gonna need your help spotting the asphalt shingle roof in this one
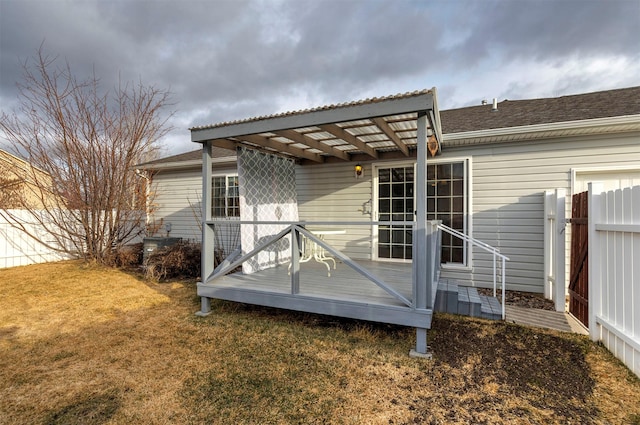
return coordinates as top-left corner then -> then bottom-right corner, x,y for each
440,86 -> 640,134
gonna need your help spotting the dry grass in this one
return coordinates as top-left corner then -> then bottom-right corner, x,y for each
1,261 -> 639,424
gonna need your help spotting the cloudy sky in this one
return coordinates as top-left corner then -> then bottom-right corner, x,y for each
1,0 -> 639,156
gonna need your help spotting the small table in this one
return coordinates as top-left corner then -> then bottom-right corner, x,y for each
290,229 -> 346,277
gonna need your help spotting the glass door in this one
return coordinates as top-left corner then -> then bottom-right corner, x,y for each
375,165 -> 414,261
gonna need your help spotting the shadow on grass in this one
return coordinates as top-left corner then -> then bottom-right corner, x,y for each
43,390 -> 121,425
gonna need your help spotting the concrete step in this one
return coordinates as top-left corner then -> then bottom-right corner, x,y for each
479,294 -> 502,320
435,281 -> 501,321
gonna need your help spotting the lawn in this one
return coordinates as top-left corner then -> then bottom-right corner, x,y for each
1,261 -> 638,424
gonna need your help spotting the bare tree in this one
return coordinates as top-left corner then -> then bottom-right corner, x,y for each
0,46 -> 173,265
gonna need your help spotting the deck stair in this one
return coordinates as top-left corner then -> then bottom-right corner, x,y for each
435,279 -> 502,320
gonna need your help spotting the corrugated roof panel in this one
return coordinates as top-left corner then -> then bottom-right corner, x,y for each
190,89 -> 433,131
348,125 -> 381,136
320,139 -> 348,147
358,134 -> 388,143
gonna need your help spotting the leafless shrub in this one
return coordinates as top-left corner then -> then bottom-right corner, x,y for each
144,241 -> 201,282
0,44 -> 173,265
114,243 -> 143,269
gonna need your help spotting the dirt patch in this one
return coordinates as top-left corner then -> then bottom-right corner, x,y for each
428,314 -> 596,422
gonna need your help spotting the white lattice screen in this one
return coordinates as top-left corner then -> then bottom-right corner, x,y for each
237,147 -> 299,274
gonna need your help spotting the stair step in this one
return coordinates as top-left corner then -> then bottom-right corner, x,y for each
479,295 -> 502,320
435,281 -> 501,320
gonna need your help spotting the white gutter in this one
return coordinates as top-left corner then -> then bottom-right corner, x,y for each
443,114 -> 640,146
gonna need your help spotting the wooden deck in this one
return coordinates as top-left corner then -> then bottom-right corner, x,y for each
197,259 -> 434,328
506,306 -> 588,334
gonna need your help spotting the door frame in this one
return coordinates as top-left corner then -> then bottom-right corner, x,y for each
371,157 -> 473,268
371,160 -> 416,263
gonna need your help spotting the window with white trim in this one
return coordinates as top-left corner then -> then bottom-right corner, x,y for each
212,175 -> 239,218
426,160 -> 468,265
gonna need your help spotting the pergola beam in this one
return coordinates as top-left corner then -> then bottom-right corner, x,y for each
275,129 -> 351,161
318,124 -> 379,159
372,117 -> 410,156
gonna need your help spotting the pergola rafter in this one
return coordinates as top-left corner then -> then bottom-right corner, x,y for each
274,129 -> 351,161
372,117 -> 410,156
318,123 -> 379,159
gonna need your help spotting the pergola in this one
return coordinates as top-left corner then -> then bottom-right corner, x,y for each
191,89 -> 443,355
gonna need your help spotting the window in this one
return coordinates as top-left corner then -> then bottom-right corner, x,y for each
426,161 -> 467,265
212,175 -> 239,218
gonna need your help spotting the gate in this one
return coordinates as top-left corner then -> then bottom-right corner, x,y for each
569,191 -> 589,327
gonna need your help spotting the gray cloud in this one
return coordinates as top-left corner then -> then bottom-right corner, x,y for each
1,0 -> 638,155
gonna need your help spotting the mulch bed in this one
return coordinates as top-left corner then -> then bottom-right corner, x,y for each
477,288 -> 556,311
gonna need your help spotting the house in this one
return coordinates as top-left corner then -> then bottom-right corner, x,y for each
139,85 -> 640,294
0,149 -> 70,267
0,149 -> 53,209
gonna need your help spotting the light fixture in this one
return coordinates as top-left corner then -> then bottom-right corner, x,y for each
354,163 -> 363,179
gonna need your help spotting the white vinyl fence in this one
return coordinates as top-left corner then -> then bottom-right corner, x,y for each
544,188 -> 567,311
588,183 -> 640,378
0,210 -> 71,268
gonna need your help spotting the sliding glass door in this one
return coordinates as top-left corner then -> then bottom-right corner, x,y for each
375,165 -> 414,261
374,160 -> 468,265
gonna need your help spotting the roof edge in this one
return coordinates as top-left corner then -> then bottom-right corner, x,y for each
137,156 -> 236,171
443,114 -> 640,145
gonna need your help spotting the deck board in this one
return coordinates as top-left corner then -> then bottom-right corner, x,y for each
198,259 -> 433,327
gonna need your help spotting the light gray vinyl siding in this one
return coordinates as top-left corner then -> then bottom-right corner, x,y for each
150,130 -> 638,294
296,162 -> 373,259
440,131 -> 640,293
150,169 -> 204,241
150,165 -> 239,247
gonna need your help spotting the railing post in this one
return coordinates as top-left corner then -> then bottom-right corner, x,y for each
291,225 -> 300,294
501,257 -> 506,320
493,251 -> 497,297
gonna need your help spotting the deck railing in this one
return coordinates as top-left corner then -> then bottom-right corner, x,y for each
436,223 -> 510,319
207,220 -> 443,310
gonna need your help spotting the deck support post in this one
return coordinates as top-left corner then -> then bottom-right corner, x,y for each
410,111 -> 432,357
410,328 -> 432,359
196,296 -> 212,317
197,141 -> 215,317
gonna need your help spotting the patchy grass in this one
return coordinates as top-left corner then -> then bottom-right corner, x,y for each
0,261 -> 639,424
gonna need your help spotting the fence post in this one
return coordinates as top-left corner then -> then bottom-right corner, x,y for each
588,182 -> 603,341
544,190 -> 554,300
554,188 -> 566,312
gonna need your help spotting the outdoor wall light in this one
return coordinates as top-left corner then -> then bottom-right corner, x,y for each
354,163 -> 363,179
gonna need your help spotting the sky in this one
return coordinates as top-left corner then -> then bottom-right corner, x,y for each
1,0 -> 639,157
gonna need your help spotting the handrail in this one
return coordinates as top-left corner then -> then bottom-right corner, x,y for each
436,223 -> 510,320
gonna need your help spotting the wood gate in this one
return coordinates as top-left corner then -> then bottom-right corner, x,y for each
569,191 -> 589,327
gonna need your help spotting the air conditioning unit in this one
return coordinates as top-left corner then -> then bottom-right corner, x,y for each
142,237 -> 181,261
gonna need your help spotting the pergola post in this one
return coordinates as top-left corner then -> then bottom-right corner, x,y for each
411,111 -> 431,358
196,141 -> 214,316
